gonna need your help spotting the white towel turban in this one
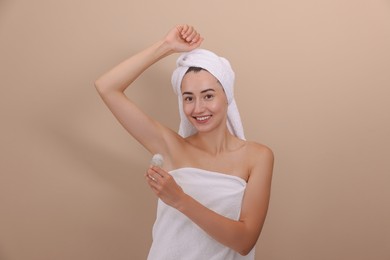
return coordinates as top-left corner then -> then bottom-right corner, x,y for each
171,49 -> 245,140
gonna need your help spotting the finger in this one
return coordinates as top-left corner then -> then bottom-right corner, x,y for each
190,33 -> 201,44
146,174 -> 161,191
180,24 -> 189,36
147,167 -> 162,180
150,166 -> 166,178
184,30 -> 196,42
189,33 -> 202,45
147,166 -> 156,175
176,24 -> 184,35
144,174 -> 162,197
191,37 -> 203,47
145,169 -> 158,181
182,25 -> 194,39
145,172 -> 155,182
150,173 -> 160,182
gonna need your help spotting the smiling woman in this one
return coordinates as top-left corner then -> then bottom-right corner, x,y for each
94,24 -> 274,259
181,69 -> 228,134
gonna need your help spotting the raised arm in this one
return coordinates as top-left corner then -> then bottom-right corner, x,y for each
94,25 -> 203,158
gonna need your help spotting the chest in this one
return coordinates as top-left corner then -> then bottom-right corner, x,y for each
173,148 -> 251,182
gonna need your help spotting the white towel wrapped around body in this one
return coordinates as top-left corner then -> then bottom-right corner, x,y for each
171,49 -> 246,140
147,167 -> 255,260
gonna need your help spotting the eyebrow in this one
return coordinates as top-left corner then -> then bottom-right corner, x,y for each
182,88 -> 216,96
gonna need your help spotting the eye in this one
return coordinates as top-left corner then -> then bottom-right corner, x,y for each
204,94 -> 214,100
183,96 -> 193,102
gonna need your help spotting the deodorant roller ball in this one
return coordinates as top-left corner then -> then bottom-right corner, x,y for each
150,154 -> 164,167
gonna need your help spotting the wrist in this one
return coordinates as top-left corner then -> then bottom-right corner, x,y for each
154,39 -> 175,58
175,192 -> 191,212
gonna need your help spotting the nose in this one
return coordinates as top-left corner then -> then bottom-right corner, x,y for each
193,99 -> 205,114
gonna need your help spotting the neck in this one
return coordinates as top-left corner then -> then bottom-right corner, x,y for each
190,128 -> 236,156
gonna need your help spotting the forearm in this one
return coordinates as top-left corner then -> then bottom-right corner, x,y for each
177,194 -> 258,255
94,40 -> 173,94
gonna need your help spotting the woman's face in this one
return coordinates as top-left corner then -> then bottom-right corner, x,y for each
181,70 -> 228,134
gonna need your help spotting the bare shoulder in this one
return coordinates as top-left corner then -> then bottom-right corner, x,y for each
245,141 -> 274,162
244,141 -> 274,178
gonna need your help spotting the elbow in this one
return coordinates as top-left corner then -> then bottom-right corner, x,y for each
94,78 -> 110,97
238,246 -> 254,256
94,79 -> 104,94
231,227 -> 259,256
94,78 -> 122,97
235,239 -> 257,256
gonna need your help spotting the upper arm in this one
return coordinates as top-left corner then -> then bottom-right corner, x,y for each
96,89 -> 181,156
239,144 -> 274,246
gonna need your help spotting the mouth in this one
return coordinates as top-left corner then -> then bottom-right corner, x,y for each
193,115 -> 212,122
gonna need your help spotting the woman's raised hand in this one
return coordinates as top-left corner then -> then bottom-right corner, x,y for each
164,24 -> 203,53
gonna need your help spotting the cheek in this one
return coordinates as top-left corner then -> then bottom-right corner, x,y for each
182,103 -> 193,116
211,99 -> 228,113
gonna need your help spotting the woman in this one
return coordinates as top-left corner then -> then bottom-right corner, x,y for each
95,24 -> 274,259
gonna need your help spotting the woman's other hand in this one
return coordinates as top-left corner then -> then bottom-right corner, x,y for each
164,24 -> 203,53
145,166 -> 187,209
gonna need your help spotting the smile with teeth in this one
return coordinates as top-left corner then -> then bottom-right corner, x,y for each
194,115 -> 211,121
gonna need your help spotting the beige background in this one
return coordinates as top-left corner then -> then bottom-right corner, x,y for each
1,0 -> 389,259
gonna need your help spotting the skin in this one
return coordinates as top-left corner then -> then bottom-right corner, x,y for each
95,24 -> 274,256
